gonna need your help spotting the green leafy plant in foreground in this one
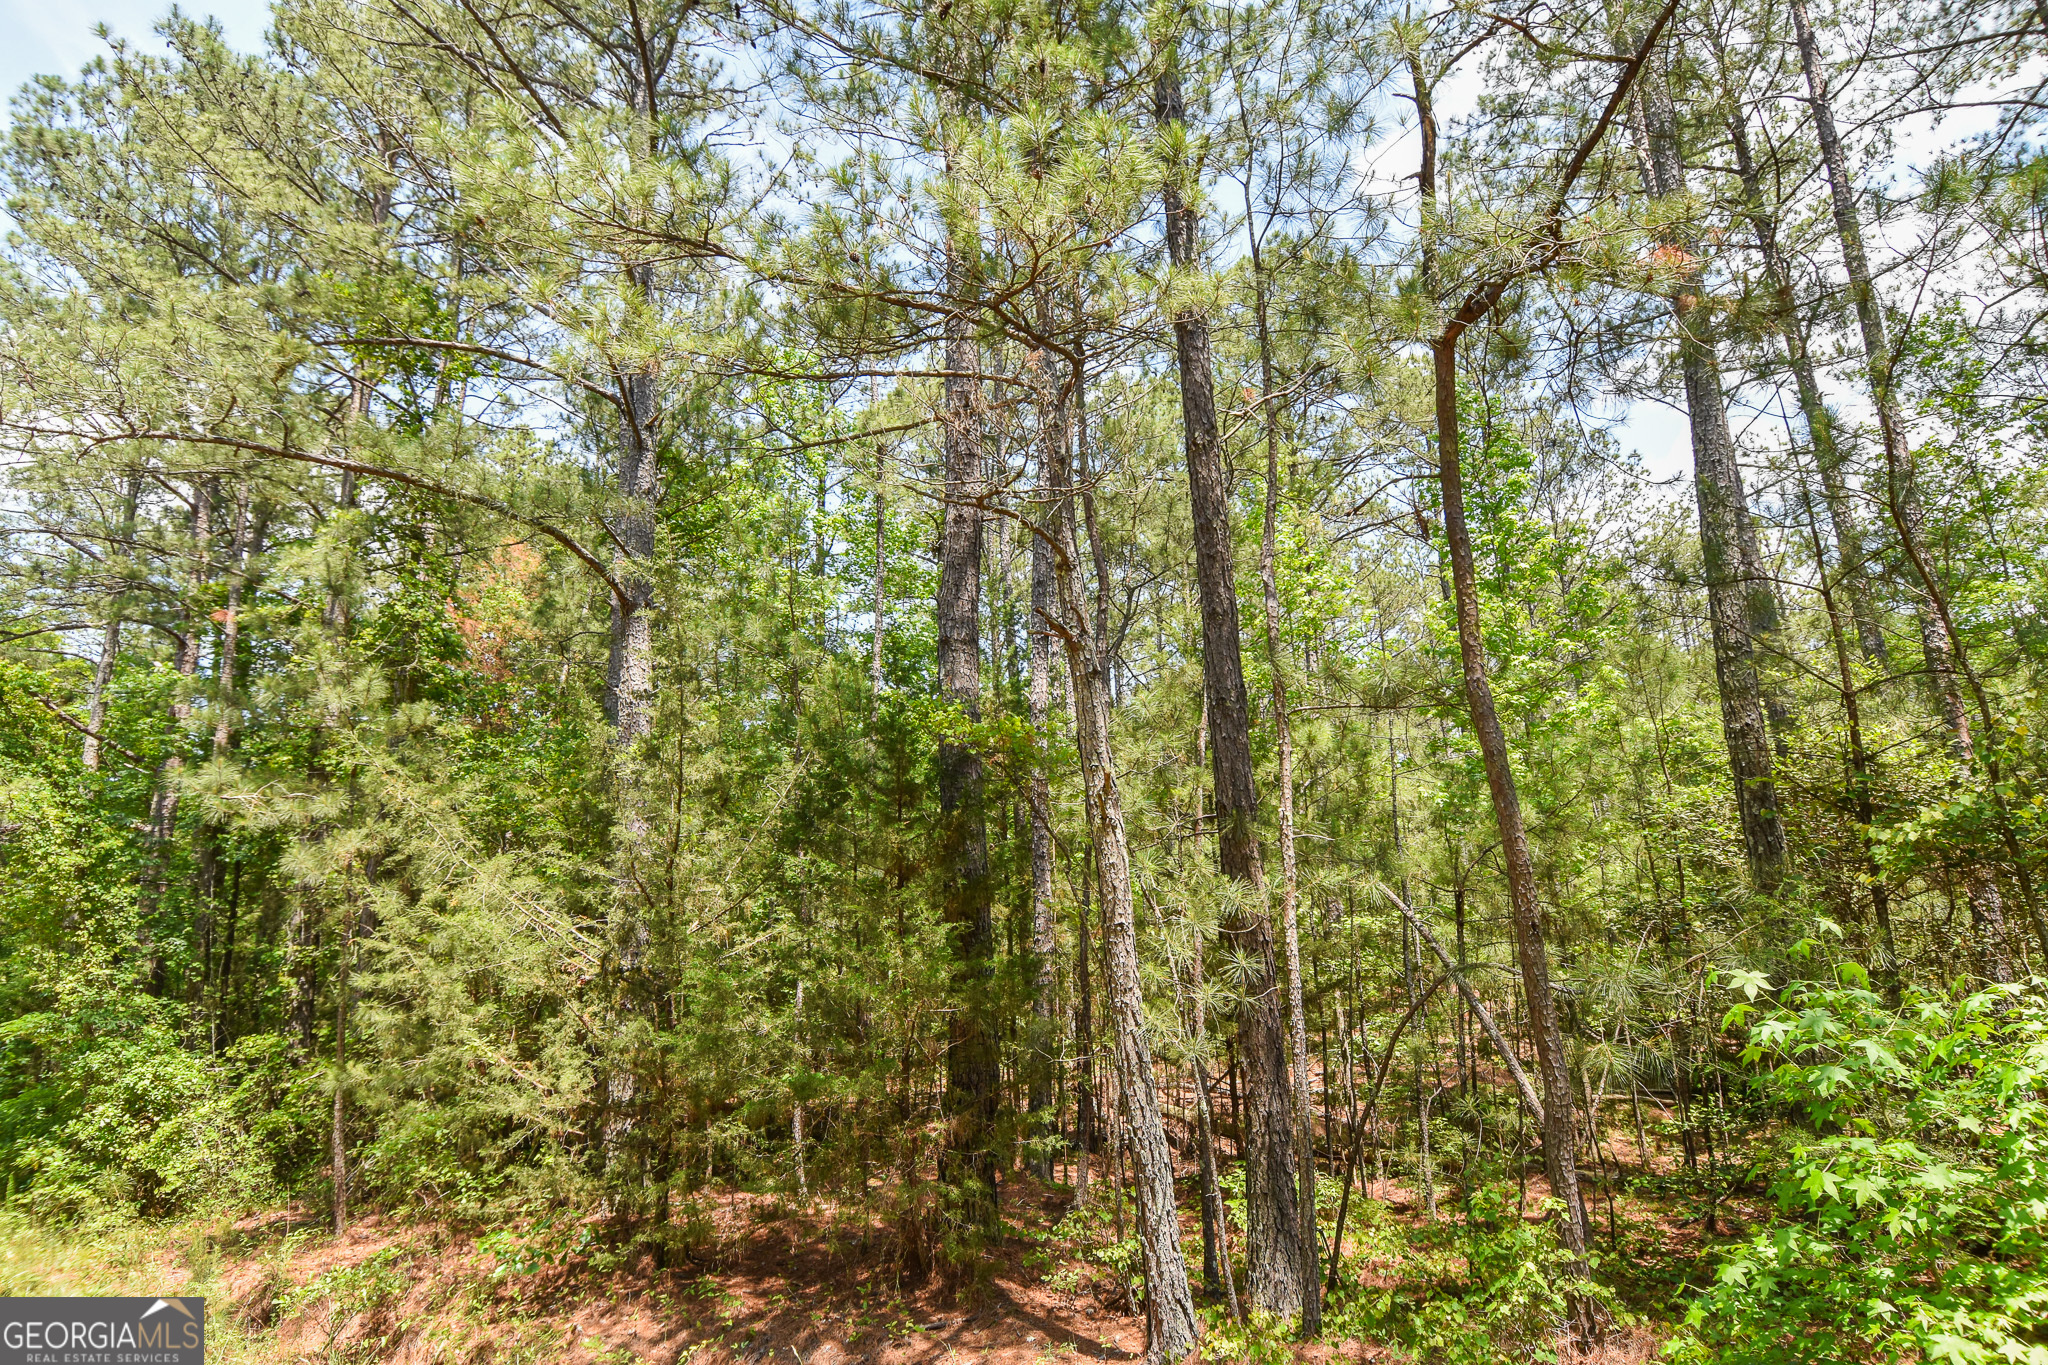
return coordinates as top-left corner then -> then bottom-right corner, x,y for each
1671,976 -> 2048,1364
1324,1186 -> 1621,1363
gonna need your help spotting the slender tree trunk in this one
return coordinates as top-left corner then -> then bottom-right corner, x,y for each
153,479 -> 215,849
794,978 -> 809,1202
1027,335 -> 1064,1179
1249,222 -> 1321,1332
1155,59 -> 1304,1319
1802,492 -> 1902,1003
1074,855 -> 1096,1207
1194,1051 -> 1240,1320
211,490 -> 263,760
1434,332 -> 1602,1335
937,263 -> 999,1226
84,472 -> 142,772
605,302 -> 659,750
872,376 -> 889,702
1047,348 -> 1199,1362
1726,115 -> 1885,664
1791,0 -> 2039,976
1411,37 -> 1610,1327
332,904 -> 353,1236
1637,67 -> 1788,890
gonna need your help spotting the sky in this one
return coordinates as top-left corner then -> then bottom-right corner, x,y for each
1,0 -> 271,110
0,0 -> 2010,492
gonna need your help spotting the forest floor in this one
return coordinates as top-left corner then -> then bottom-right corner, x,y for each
0,1141 -> 1743,1365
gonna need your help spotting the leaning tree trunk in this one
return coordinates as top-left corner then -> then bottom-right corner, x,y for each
1433,332 -> 1602,1337
936,261 -> 999,1228
1790,0 -> 2039,975
1638,67 -> 1788,891
1726,115 -> 1885,665
1155,60 -> 1305,1320
1046,344 -> 1199,1363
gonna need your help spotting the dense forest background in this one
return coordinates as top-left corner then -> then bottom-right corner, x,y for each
4,0 -> 2048,1359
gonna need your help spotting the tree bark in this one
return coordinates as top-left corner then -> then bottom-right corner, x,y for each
1801,492 -> 1902,1003
1047,347 -> 1199,1363
1637,66 -> 1789,890
1790,0 -> 2036,976
1249,218 -> 1321,1332
1434,331 -> 1601,1329
1027,336 -> 1063,1179
1155,59 -> 1304,1319
83,472 -> 142,772
937,264 -> 999,1226
1725,114 -> 1885,664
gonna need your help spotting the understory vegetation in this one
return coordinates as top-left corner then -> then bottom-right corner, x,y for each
4,0 -> 2048,1359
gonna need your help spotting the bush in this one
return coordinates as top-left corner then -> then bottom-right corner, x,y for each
1325,1185 -> 1620,1363
1671,976 -> 2048,1364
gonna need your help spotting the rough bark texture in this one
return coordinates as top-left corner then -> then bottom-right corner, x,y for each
1048,350 -> 1198,1363
1251,237 -> 1321,1332
936,278 -> 999,1223
1155,62 -> 1304,1319
1790,0 -> 2029,977
211,490 -> 265,759
1056,491 -> 1196,1365
1638,68 -> 1788,891
605,341 -> 659,748
1435,335 -> 1600,1327
1026,349 -> 1063,1177
1726,116 -> 1885,664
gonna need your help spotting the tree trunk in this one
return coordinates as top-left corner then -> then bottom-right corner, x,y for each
211,489 -> 264,760
605,310 -> 659,750
1434,332 -> 1601,1334
332,904 -> 353,1236
937,266 -> 999,1226
1801,492 -> 1901,1003
872,381 -> 889,701
1791,0 -> 2037,977
83,472 -> 142,772
1027,338 -> 1063,1179
1074,852 -> 1096,1206
1155,60 -> 1304,1319
1249,221 -> 1321,1332
1048,350 -> 1199,1363
1637,67 -> 1788,890
1725,114 -> 1885,664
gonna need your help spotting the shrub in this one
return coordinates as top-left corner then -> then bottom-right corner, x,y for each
1671,976 -> 2048,1364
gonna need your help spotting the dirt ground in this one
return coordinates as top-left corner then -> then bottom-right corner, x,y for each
94,1155 -> 1693,1365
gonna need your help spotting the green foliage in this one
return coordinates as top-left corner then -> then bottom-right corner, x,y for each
1325,1187 -> 1623,1363
1674,980 -> 2048,1364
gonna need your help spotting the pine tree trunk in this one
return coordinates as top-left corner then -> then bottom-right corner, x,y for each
1250,231 -> 1321,1333
1802,493 -> 1902,1003
1074,859 -> 1096,1207
1155,60 -> 1304,1319
937,268 -> 999,1226
1790,0 -> 2039,975
1047,351 -> 1199,1362
1725,116 -> 1885,664
1027,329 -> 1064,1179
83,472 -> 142,772
1637,68 -> 1788,890
1434,332 -> 1602,1339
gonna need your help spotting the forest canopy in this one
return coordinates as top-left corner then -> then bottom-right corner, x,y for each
4,0 -> 2048,1360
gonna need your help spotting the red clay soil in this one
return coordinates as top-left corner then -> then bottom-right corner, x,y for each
222,1180 -> 1172,1364
212,1161 -> 1687,1364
